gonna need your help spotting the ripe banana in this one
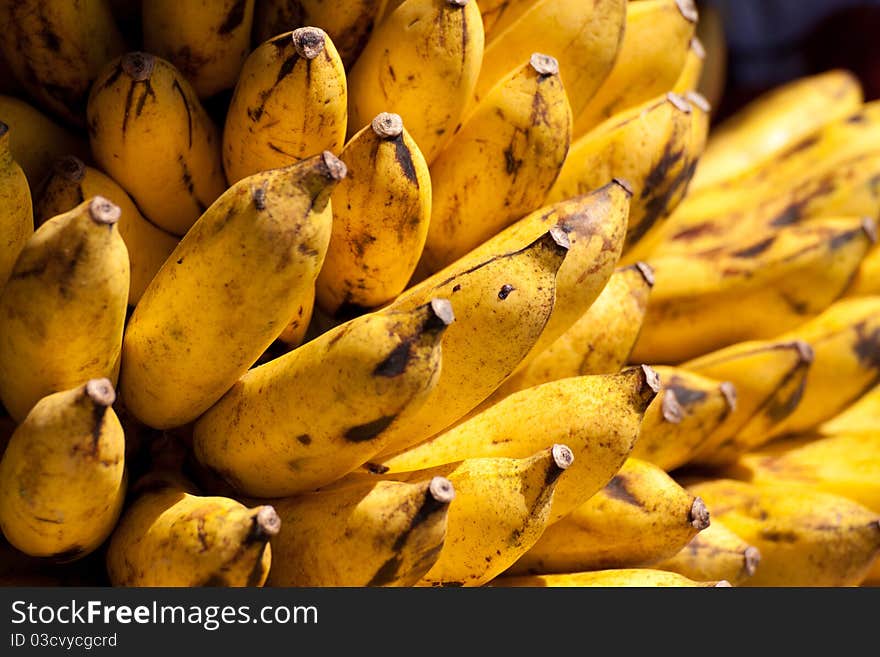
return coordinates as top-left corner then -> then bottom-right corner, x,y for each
369,366 -> 659,523
315,112 -> 431,316
672,37 -> 705,93
346,0 -> 484,164
0,197 -> 129,422
267,476 -> 454,586
689,478 -> 880,587
571,0 -> 697,137
0,379 -> 125,560
87,52 -> 227,236
223,27 -> 347,184
143,0 -> 256,99
0,122 -> 32,290
34,156 -> 180,306
494,569 -> 729,587
193,299 -> 451,497
820,383 -> 880,435
508,458 -> 710,575
474,0 -> 625,119
656,520 -> 761,586
121,152 -> 342,429
416,53 -> 571,275
633,366 -> 736,472
0,0 -> 125,126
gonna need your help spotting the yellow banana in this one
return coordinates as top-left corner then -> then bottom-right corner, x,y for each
847,242 -> 880,296
143,0 -> 256,99
571,0 -> 697,137
820,383 -> 880,435
509,458 -> 710,575
223,27 -> 347,184
0,197 -> 129,422
672,37 -> 705,93
34,156 -> 180,306
0,0 -> 125,126
631,217 -> 876,364
0,122 -> 32,290
656,520 -> 761,586
0,379 -> 125,560
315,112 -> 431,316
416,53 -> 572,275
474,0 -> 625,119
0,94 -> 90,186
689,478 -> 880,587
368,366 -> 659,523
494,569 -> 729,587
689,69 -> 864,192
478,0 -> 531,39
633,366 -> 736,472
266,476 -> 453,586
346,0 -> 484,164
121,152 -> 342,429
193,299 -> 451,497
87,52 -> 227,236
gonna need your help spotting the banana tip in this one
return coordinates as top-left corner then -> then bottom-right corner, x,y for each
530,53 -> 559,77
633,262 -> 655,287
122,52 -> 155,81
322,151 -> 347,181
676,0 -> 699,23
429,476 -> 455,504
292,27 -> 326,59
251,506 -> 281,541
551,444 -> 575,471
689,496 -> 711,530
85,378 -> 116,407
641,364 -> 662,395
547,225 -> 571,251
690,37 -> 706,60
667,92 -> 693,114
427,298 -> 455,330
685,91 -> 711,113
743,546 -> 761,577
89,196 -> 121,225
720,382 -> 738,411
662,390 -> 685,423
612,177 -> 634,197
54,156 -> 86,182
791,340 -> 815,364
372,112 -> 404,139
861,216 -> 878,244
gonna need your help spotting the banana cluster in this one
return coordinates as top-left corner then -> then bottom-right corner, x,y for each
0,0 -> 877,589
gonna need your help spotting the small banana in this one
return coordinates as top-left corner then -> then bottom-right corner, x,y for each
266,476 -> 453,586
656,520 -> 761,586
494,569 -> 730,587
672,37 -> 706,93
121,152 -> 342,429
223,27 -> 347,184
0,379 -> 125,560
0,197 -> 129,422
87,52 -> 227,236
820,383 -> 880,435
0,122 -> 32,289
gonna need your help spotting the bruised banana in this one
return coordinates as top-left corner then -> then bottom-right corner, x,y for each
369,366 -> 659,523
571,0 -> 697,137
193,300 -> 451,497
267,476 -> 454,587
494,569 -> 729,588
0,0 -> 125,126
690,479 -> 880,587
673,37 -> 706,93
633,366 -> 737,472
0,379 -> 125,560
820,383 -> 880,435
0,122 -> 32,289
87,52 -> 227,236
34,156 -> 179,306
0,197 -> 129,422
347,0 -> 484,164
416,53 -> 571,275
315,112 -> 431,316
508,458 -> 710,575
474,0 -> 625,119
223,27 -> 347,184
143,0 -> 256,99
121,152 -> 342,429
656,520 -> 761,587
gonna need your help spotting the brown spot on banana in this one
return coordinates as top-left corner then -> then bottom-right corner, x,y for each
604,474 -> 642,507
731,237 -> 775,258
344,415 -> 398,442
218,0 -> 248,35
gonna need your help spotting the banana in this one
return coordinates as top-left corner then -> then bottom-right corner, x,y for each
0,379 -> 125,560
847,242 -> 880,296
689,478 -> 880,587
820,383 -> 880,435
34,156 -> 180,306
631,217 -> 876,364
684,339 -> 814,467
266,476 -> 453,586
121,152 -> 342,429
0,122 -> 32,290
478,0 -> 530,39
571,0 -> 697,137
0,197 -> 129,422
346,0 -> 484,164
508,458 -> 710,575
0,0 -> 125,126
87,52 -> 226,236
474,0 -> 625,119
276,288 -> 315,347
193,299 -> 451,497
656,520 -> 761,586
253,0 -> 389,69
0,95 -> 90,186
633,366 -> 736,472
672,37 -> 705,93
494,569 -> 730,587
143,0 -> 256,99
223,27 -> 347,184
315,112 -> 431,316
368,366 -> 659,523
106,472 -> 279,587
416,53 -> 572,275
689,69 -> 864,192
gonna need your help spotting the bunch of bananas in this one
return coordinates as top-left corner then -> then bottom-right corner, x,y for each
0,0 -> 877,589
